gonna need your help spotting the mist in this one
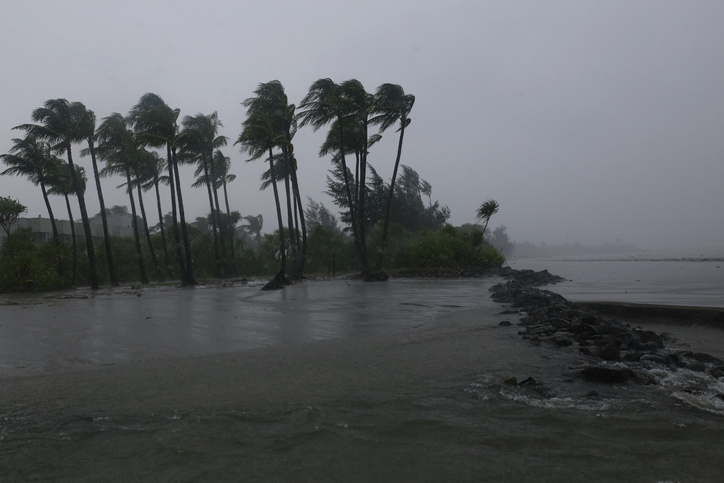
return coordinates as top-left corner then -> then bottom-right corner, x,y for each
1,0 -> 723,251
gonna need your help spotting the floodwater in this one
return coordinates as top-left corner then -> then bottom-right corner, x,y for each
0,275 -> 723,481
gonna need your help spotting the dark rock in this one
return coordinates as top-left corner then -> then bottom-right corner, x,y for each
690,352 -> 724,364
640,354 -> 668,365
580,366 -> 635,384
518,377 -> 538,387
503,376 -> 518,385
551,334 -> 574,347
709,366 -> 724,378
684,361 -> 707,372
498,320 -> 512,326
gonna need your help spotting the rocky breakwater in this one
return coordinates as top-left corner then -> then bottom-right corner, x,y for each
489,269 -> 724,385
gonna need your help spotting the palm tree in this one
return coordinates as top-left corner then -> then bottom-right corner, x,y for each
131,149 -> 164,281
47,163 -> 86,285
476,199 -> 500,238
214,150 -> 237,268
15,99 -> 99,289
372,84 -> 415,272
129,93 -> 196,285
77,105 -> 119,286
242,214 -> 263,250
95,113 -> 149,285
1,135 -> 62,245
298,79 -> 370,273
179,112 -> 228,277
242,80 -> 307,279
138,151 -> 172,279
237,104 -> 288,289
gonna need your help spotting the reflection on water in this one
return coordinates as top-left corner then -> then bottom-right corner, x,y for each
0,278 -> 497,375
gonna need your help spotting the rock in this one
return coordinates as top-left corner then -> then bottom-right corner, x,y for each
551,334 -> 574,347
690,352 -> 724,364
710,366 -> 724,378
580,366 -> 635,384
640,354 -> 668,365
498,320 -> 512,326
518,377 -> 537,387
684,361 -> 706,372
504,376 -> 518,385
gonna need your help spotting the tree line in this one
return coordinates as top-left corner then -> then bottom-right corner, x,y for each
2,79 -> 503,291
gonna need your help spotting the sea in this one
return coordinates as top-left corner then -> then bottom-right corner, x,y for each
0,250 -> 722,482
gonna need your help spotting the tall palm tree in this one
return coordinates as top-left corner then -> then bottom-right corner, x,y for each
15,99 -> 99,289
372,84 -> 415,272
47,163 -> 85,285
179,112 -> 228,277
77,105 -> 119,286
131,149 -> 164,281
1,135 -> 62,245
129,93 -> 196,285
299,79 -> 369,273
242,80 -> 307,279
237,107 -> 287,289
95,113 -> 149,285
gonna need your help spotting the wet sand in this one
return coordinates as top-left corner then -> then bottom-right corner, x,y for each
1,278 -> 724,481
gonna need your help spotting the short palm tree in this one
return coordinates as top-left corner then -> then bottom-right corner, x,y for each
477,199 -> 500,238
138,151 -> 172,279
47,163 -> 86,285
1,135 -> 62,245
15,99 -> 99,289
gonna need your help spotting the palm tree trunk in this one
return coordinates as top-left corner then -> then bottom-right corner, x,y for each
269,147 -> 286,281
87,140 -> 119,286
337,125 -> 363,271
201,157 -> 222,278
126,167 -> 149,284
283,171 -> 297,275
154,180 -> 172,279
39,182 -> 60,245
136,178 -> 163,281
66,145 -> 99,290
374,124 -> 406,272
222,177 -> 236,272
63,194 -> 77,285
357,121 -> 370,274
171,146 -> 196,285
288,159 -> 306,278
208,153 -> 227,275
166,144 -> 187,283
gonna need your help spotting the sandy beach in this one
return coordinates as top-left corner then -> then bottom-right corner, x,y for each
1,278 -> 724,481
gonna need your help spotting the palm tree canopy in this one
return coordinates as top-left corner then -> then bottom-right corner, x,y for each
477,199 -> 500,220
15,98 -> 89,152
47,163 -> 86,196
370,83 -> 415,132
1,136 -> 63,185
128,93 -> 180,148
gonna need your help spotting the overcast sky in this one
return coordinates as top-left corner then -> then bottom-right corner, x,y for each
1,0 -> 722,250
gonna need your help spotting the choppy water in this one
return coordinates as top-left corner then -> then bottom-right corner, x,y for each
1,275 -> 723,481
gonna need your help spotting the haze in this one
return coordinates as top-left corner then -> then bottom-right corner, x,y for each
1,0 -> 722,251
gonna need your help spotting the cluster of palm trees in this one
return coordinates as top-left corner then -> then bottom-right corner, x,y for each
239,79 -> 414,285
2,96 -> 237,289
2,78 -> 413,289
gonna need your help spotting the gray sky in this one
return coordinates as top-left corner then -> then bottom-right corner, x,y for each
1,0 -> 722,250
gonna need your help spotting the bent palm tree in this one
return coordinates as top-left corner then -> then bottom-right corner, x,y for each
237,107 -> 287,289
372,84 -> 415,272
129,93 -> 196,285
95,113 -> 149,284
476,199 -> 500,238
78,105 -> 119,286
16,99 -> 99,289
